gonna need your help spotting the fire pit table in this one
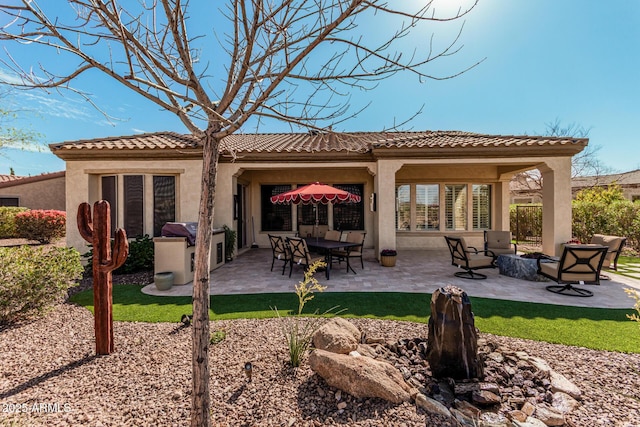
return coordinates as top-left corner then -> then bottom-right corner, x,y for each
496,254 -> 549,282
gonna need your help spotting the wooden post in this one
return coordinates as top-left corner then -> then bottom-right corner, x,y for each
77,201 -> 129,355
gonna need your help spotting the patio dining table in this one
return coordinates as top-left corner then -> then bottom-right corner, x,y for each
304,237 -> 361,279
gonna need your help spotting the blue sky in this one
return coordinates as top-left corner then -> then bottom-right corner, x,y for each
1,0 -> 639,176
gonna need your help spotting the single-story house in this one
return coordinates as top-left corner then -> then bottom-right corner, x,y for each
50,130 -> 587,258
572,169 -> 640,202
0,171 -> 66,210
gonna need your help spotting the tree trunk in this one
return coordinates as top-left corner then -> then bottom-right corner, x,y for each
191,129 -> 220,427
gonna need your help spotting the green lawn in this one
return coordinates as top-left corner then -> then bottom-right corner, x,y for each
69,285 -> 640,354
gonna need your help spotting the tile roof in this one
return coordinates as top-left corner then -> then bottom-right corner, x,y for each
572,169 -> 640,187
0,174 -> 23,183
49,130 -> 587,157
50,132 -> 200,154
0,171 -> 65,189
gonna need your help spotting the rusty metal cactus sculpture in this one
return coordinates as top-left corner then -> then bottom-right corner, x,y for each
78,201 -> 129,355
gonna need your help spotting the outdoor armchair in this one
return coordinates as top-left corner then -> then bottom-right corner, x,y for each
484,230 -> 517,258
536,244 -> 608,297
590,234 -> 626,271
444,236 -> 496,280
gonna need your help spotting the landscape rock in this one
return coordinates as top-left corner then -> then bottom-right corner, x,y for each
551,391 -> 580,413
549,370 -> 582,399
426,286 -> 481,379
308,349 -> 412,403
534,404 -> 565,426
312,317 -> 361,354
415,393 -> 452,418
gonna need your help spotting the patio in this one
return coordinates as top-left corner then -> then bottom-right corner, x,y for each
142,248 -> 640,310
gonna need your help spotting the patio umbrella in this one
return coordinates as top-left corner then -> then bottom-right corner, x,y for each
270,182 -> 361,238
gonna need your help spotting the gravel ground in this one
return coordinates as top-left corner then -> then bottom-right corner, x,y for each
1,302 -> 640,426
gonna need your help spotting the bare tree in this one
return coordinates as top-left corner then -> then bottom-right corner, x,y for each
0,1 -> 479,424
0,88 -> 41,156
513,118 -> 613,200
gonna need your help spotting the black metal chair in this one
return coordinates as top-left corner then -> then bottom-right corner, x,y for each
331,231 -> 366,273
286,237 -> 325,278
536,244 -> 608,297
444,236 -> 496,280
268,234 -> 291,275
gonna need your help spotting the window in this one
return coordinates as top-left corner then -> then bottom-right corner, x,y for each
445,184 -> 467,231
153,176 -> 176,236
472,184 -> 491,230
101,176 -> 117,235
0,197 -> 19,207
416,184 -> 439,230
333,184 -> 364,230
396,185 -> 410,230
261,185 -> 292,231
124,175 -> 144,237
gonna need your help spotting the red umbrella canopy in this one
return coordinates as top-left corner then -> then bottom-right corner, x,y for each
270,182 -> 361,205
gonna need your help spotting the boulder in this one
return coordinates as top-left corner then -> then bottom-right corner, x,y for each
312,318 -> 361,354
309,349 -> 413,403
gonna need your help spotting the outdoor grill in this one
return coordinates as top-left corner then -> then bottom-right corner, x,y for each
154,222 -> 227,286
161,222 -> 198,246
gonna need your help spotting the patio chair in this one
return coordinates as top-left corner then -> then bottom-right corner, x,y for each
484,230 -> 517,259
590,234 -> 626,271
536,244 -> 608,297
331,231 -> 366,273
324,230 -> 342,241
286,237 -> 325,278
444,236 -> 496,280
268,234 -> 291,275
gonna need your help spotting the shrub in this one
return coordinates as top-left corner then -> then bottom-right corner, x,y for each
117,234 -> 154,274
0,206 -> 29,238
83,234 -> 154,275
0,246 -> 83,322
14,209 -> 66,243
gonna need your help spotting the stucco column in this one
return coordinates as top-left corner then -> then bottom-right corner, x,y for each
494,180 -> 511,231
540,158 -> 572,256
375,159 -> 402,258
214,163 -> 239,230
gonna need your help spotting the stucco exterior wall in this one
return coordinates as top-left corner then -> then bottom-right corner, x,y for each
0,175 -> 65,210
65,158 -> 203,252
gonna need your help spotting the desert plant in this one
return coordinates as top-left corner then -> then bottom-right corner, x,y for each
0,206 -> 29,238
83,234 -> 153,275
14,209 -> 66,243
273,260 -> 342,367
625,288 -> 640,323
0,245 -> 83,322
210,329 -> 227,345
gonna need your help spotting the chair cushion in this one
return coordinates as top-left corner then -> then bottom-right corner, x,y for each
591,234 -> 624,267
467,253 -> 494,268
486,231 -> 512,249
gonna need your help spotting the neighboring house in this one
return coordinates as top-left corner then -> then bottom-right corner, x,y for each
50,131 -> 587,257
572,169 -> 640,202
509,175 -> 543,204
0,171 -> 66,210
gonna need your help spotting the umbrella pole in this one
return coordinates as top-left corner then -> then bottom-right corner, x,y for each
315,203 -> 319,243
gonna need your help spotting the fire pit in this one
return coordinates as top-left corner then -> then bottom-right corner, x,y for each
496,254 -> 549,282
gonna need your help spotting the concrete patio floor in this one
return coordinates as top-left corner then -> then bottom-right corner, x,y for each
142,248 -> 640,309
